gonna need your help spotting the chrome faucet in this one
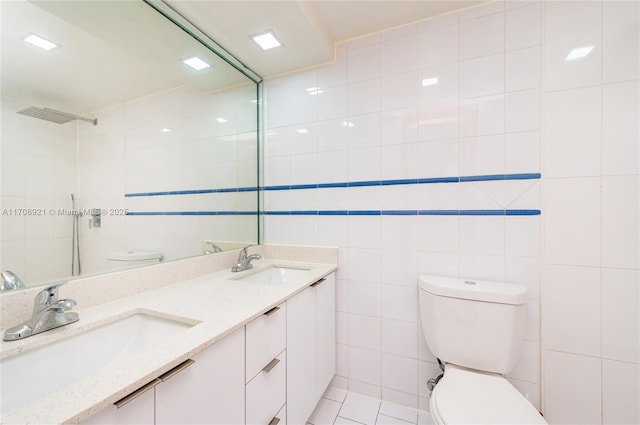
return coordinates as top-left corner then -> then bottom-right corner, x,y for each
204,241 -> 223,255
1,270 -> 26,292
3,283 -> 79,341
231,245 -> 261,272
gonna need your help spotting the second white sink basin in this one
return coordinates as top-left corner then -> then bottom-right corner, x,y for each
0,312 -> 195,417
235,266 -> 311,284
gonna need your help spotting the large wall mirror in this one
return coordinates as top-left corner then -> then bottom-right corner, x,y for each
0,0 -> 262,289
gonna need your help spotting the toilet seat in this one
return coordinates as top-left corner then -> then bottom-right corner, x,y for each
430,364 -> 547,424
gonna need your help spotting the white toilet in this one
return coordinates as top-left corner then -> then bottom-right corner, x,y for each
418,274 -> 547,424
107,250 -> 163,268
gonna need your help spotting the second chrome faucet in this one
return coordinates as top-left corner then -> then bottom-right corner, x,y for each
231,245 -> 261,272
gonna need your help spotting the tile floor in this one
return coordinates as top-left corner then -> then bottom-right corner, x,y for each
308,387 -> 434,425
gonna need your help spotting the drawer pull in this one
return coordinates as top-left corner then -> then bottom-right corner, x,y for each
311,278 -> 326,287
264,306 -> 280,316
261,357 -> 280,373
158,359 -> 196,382
268,417 -> 281,425
114,378 -> 161,409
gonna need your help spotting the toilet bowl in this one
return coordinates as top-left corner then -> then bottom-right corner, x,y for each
430,364 -> 545,424
418,275 -> 547,425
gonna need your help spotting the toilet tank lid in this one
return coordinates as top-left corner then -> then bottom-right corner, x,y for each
107,251 -> 162,261
419,274 -> 527,305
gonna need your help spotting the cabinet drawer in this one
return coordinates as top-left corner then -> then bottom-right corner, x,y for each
246,302 -> 286,382
246,350 -> 286,425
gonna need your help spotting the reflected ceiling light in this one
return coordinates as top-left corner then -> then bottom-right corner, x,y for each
341,121 -> 355,128
251,30 -> 282,51
182,56 -> 211,70
296,129 -> 309,134
565,46 -> 594,61
22,33 -> 59,51
161,128 -> 171,133
422,77 -> 439,87
306,87 -> 324,95
216,117 -> 228,123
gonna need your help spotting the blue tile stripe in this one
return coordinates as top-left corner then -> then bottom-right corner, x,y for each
124,187 -> 259,197
263,209 -> 540,216
125,209 -> 540,216
123,173 -> 541,198
264,173 -> 540,191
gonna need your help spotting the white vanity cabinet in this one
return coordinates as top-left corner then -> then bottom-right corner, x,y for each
82,383 -> 155,425
156,326 -> 245,425
82,327 -> 245,425
286,273 -> 336,425
245,303 -> 287,425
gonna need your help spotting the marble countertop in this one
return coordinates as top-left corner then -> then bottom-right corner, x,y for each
0,258 -> 337,425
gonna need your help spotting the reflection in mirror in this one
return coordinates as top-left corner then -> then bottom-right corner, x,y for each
1,0 -> 261,289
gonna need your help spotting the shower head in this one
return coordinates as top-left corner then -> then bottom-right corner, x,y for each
17,106 -> 97,126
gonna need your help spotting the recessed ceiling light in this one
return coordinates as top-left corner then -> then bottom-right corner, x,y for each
306,87 -> 324,96
22,33 -> 60,51
565,46 -> 594,61
182,56 -> 211,71
251,30 -> 282,51
422,77 -> 439,87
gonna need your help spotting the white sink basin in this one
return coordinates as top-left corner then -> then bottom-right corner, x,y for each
0,312 -> 194,416
235,266 -> 310,284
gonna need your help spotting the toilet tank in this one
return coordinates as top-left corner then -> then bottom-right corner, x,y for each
418,275 -> 528,374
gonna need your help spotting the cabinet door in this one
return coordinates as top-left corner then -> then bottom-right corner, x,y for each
286,286 -> 317,425
156,327 -> 245,425
81,384 -> 155,425
315,273 -> 336,398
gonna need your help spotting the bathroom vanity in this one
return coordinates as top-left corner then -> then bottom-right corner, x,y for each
0,245 -> 337,425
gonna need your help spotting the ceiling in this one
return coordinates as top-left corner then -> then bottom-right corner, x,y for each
1,0 -> 485,115
167,0 -> 486,78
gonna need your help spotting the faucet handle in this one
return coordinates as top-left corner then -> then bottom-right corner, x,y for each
33,282 -> 67,313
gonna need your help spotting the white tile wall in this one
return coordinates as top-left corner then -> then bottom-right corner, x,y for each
263,1 -> 639,423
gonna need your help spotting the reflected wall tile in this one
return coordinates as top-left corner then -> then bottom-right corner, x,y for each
418,62 -> 459,142
417,23 -> 459,69
505,90 -> 540,133
506,47 -> 541,92
505,132 -> 540,174
348,44 -> 381,83
348,79 -> 381,116
381,143 -> 418,181
460,95 -> 505,137
544,1 -> 602,91
459,135 -> 505,176
460,12 -> 504,60
381,71 -> 418,112
382,34 -> 417,76
460,54 -> 505,99
505,2 -> 541,51
417,139 -> 459,178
